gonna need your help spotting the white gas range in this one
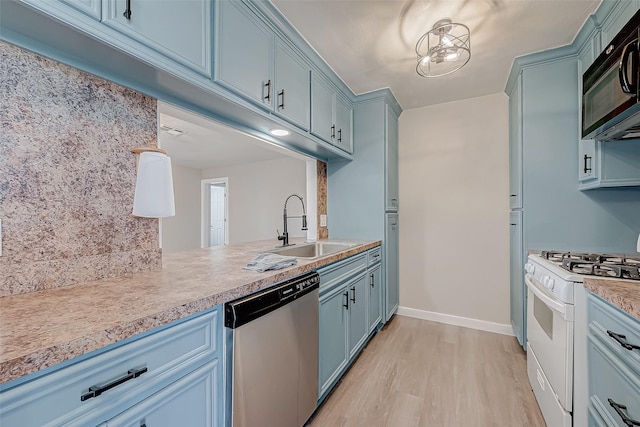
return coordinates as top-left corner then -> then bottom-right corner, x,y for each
524,251 -> 640,427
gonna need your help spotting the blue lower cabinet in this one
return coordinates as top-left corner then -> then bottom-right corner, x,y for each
347,274 -> 368,359
0,306 -> 224,427
368,264 -> 382,334
318,285 -> 349,398
104,359 -> 219,427
318,248 -> 383,402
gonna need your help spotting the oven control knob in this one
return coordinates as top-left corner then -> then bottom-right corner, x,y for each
542,276 -> 550,287
547,278 -> 555,291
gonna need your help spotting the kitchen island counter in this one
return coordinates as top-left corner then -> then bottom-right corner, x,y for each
584,277 -> 640,320
0,238 -> 380,385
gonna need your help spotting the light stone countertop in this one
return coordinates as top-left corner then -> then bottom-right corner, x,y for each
0,238 -> 380,385
584,277 -> 640,320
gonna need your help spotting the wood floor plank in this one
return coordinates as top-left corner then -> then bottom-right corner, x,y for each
309,315 -> 546,427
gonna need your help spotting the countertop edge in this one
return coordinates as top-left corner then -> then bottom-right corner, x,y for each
0,240 -> 381,386
583,277 -> 640,321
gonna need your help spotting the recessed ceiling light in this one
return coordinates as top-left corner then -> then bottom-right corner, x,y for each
269,128 -> 290,136
160,124 -> 187,136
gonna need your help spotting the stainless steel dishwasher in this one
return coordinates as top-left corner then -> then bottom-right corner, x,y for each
224,271 -> 319,427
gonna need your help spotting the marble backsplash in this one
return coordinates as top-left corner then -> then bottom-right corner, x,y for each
0,41 -> 161,297
317,160 -> 328,239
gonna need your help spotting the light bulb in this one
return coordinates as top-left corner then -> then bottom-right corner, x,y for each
441,36 -> 453,47
421,55 -> 431,64
446,52 -> 460,61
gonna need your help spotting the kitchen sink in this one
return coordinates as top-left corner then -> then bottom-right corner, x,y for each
268,242 -> 357,258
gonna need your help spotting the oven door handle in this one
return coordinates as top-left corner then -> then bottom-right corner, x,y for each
525,274 -> 567,316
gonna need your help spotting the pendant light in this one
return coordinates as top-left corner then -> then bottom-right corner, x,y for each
131,144 -> 175,218
416,18 -> 471,78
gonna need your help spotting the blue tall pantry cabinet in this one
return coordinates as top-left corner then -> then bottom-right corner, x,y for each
327,90 -> 402,323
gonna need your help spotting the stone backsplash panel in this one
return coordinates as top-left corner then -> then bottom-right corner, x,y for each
317,160 -> 328,239
0,41 -> 160,296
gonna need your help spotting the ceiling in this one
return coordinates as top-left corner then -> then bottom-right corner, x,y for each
158,102 -> 310,170
272,0 -> 601,110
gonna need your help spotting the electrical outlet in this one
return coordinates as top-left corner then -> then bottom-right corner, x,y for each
320,215 -> 327,227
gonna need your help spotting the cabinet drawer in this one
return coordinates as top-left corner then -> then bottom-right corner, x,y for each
318,252 -> 367,293
588,327 -> 640,427
0,308 -> 219,427
105,359 -> 219,427
588,293 -> 640,376
367,247 -> 382,267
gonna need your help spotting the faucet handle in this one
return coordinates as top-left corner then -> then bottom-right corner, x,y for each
277,229 -> 285,241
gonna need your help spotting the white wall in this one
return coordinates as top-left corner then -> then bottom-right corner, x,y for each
203,157 -> 307,244
161,163 -> 202,253
398,92 -> 510,326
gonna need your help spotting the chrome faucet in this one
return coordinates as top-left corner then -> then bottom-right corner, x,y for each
277,194 -> 307,247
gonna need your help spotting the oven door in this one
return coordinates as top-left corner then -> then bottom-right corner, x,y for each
525,273 -> 574,411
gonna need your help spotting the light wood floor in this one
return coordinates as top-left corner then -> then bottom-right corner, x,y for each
309,315 -> 545,427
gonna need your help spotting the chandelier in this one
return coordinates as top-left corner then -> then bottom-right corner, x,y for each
416,18 -> 471,78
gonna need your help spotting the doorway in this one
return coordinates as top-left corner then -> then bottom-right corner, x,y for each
202,178 -> 228,247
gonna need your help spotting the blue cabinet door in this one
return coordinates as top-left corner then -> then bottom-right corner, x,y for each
105,359 -> 220,427
311,72 -> 335,143
508,73 -> 523,209
318,286 -> 348,397
335,94 -> 353,153
385,213 -> 399,321
102,0 -> 211,77
215,0 -> 273,107
509,210 -> 525,346
274,41 -> 310,130
385,105 -> 399,211
367,264 -> 382,333
347,274 -> 368,358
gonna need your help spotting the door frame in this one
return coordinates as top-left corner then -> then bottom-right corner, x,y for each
201,177 -> 229,247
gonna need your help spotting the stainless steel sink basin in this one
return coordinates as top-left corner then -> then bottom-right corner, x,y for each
268,242 -> 356,258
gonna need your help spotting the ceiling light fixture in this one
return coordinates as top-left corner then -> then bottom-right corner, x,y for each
416,18 -> 470,78
269,128 -> 290,137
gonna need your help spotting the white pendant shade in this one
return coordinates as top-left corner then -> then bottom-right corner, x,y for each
133,151 -> 175,218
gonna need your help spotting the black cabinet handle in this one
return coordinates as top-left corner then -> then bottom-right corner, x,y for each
510,194 -> 517,197
607,330 -> 640,351
370,273 -> 374,288
123,0 -> 132,19
609,398 -> 640,426
338,129 -> 342,143
331,125 -> 336,139
350,286 -> 356,303
278,89 -> 285,109
81,367 -> 147,401
583,154 -> 592,174
264,80 -> 271,102
343,292 -> 349,310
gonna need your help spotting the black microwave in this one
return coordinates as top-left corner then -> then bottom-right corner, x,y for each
582,9 -> 640,141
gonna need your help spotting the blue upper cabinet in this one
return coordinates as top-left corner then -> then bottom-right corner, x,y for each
311,72 -> 337,143
311,71 -> 354,154
102,0 -> 212,77
274,41 -> 311,130
60,0 -> 101,20
215,1 -> 314,131
215,0 -> 274,108
508,73 -> 523,209
385,104 -> 399,211
335,94 -> 353,153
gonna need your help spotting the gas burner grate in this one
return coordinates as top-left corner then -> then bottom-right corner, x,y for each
540,250 -> 640,281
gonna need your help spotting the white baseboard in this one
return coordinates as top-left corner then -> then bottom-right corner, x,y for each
397,306 -> 514,336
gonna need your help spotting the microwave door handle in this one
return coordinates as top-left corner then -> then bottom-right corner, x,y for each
619,40 -> 638,95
